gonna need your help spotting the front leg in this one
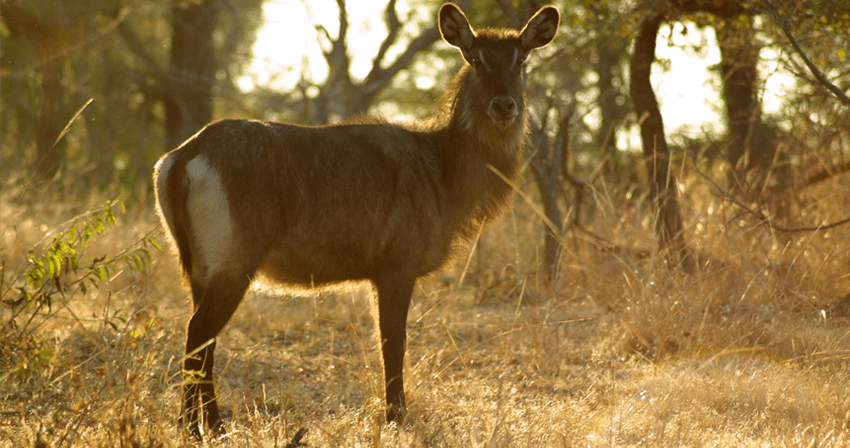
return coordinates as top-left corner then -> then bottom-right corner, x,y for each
373,274 -> 416,423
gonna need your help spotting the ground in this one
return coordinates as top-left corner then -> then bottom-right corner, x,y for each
1,172 -> 849,447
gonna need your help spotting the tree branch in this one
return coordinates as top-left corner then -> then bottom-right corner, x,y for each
762,0 -> 850,107
767,160 -> 850,193
371,0 -> 400,71
697,166 -> 850,232
321,0 -> 352,87
362,0 -> 470,95
335,0 -> 348,47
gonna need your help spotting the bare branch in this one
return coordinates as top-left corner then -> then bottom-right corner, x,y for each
363,0 -> 470,92
314,24 -> 333,54
320,0 -> 352,87
697,166 -> 850,232
372,0 -> 400,71
335,0 -> 348,47
369,29 -> 439,86
763,0 -> 850,107
767,160 -> 850,193
302,0 -> 345,57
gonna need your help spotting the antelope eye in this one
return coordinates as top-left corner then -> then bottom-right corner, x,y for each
517,55 -> 526,64
470,57 -> 482,66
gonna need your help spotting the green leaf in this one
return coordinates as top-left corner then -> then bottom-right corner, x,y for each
26,260 -> 46,290
46,256 -> 57,279
66,226 -> 78,245
104,207 -> 117,227
94,217 -> 106,235
148,238 -> 162,252
132,255 -> 143,272
135,248 -> 152,265
83,225 -> 94,248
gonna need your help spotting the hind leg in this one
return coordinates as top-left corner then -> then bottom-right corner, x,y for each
182,269 -> 252,439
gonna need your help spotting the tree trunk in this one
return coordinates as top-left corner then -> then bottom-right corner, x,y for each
1,3 -> 70,181
528,119 -> 565,278
716,16 -> 777,191
33,53 -> 67,181
164,0 -> 221,151
594,35 -> 628,172
629,14 -> 689,266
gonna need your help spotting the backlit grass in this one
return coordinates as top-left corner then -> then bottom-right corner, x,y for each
1,166 -> 848,447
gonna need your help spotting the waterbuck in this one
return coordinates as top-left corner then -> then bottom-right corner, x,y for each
154,2 -> 559,438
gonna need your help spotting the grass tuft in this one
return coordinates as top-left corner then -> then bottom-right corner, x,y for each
2,168 -> 849,446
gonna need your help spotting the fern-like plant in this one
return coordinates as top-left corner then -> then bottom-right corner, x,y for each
0,200 -> 160,385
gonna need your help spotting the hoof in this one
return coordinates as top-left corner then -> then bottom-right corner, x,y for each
182,418 -> 224,442
385,403 -> 407,424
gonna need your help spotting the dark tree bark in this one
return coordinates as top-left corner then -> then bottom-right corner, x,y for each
33,52 -> 66,181
528,116 -> 569,278
716,16 -> 778,190
2,3 -> 70,181
629,13 -> 689,265
494,0 -> 571,278
586,0 -> 630,176
164,0 -> 221,151
594,37 -> 626,160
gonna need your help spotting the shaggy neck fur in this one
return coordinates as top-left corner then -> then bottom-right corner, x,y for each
424,61 -> 527,241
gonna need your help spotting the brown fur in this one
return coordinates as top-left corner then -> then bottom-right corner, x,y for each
153,3 -> 559,439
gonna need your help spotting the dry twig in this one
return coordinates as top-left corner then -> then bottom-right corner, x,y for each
696,167 -> 850,232
762,0 -> 850,107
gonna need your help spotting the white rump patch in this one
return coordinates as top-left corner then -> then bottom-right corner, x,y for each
185,155 -> 235,282
154,154 -> 177,241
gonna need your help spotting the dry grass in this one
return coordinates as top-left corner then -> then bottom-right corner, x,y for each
1,167 -> 849,447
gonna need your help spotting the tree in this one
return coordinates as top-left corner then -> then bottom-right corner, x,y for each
117,0 -> 264,152
262,0 -> 470,125
163,0 -> 221,151
630,10 -> 689,265
628,0 -> 760,265
626,0 -> 849,263
716,15 -> 779,193
1,1 -> 79,181
588,3 -> 630,176
0,0 -> 264,188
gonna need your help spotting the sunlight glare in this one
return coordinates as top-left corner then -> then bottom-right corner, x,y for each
415,76 -> 435,89
243,0 -> 414,91
245,3 -> 794,137
653,22 -> 723,134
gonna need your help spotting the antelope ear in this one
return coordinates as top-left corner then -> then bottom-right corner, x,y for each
519,6 -> 560,52
439,3 -> 475,53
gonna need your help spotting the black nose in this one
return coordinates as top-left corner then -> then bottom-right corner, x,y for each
489,96 -> 517,119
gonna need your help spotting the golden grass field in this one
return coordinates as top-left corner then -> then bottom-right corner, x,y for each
1,166 -> 849,447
